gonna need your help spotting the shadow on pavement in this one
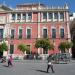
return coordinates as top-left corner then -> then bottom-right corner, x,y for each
2,65 -> 8,67
36,69 -> 48,73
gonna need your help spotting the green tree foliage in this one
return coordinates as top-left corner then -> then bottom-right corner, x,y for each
18,44 -> 28,53
58,42 -> 66,53
66,41 -> 73,51
58,41 -> 73,53
35,39 -> 54,53
0,42 -> 8,52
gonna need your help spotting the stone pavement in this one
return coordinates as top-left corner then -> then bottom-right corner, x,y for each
0,60 -> 75,75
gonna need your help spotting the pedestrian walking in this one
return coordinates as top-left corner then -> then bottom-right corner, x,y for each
8,55 -> 13,67
47,54 -> 55,73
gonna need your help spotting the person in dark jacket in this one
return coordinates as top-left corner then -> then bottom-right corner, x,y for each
8,55 -> 13,67
47,54 -> 55,73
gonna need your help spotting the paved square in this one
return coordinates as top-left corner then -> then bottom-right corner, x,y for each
0,60 -> 75,75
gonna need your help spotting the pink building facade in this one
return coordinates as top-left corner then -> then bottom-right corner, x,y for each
0,4 -> 71,56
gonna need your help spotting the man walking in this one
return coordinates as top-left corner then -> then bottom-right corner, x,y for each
47,54 -> 55,73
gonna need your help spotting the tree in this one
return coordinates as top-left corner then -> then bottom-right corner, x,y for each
18,43 -> 28,53
35,39 -> 54,54
0,42 -> 8,57
58,42 -> 66,53
58,41 -> 73,53
65,41 -> 73,52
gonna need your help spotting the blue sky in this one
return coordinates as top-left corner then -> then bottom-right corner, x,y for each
0,0 -> 75,12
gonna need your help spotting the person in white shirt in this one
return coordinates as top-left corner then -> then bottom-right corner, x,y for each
47,54 -> 55,73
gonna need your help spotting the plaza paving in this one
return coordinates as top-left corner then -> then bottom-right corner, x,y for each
0,60 -> 75,75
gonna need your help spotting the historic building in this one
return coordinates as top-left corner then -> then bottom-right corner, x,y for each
0,3 -> 71,57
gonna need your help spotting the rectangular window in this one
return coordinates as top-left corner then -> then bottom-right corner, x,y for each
12,14 -> 15,20
11,29 -> 15,39
10,44 -> 14,54
54,12 -> 58,20
22,13 -> 26,20
43,29 -> 47,38
48,13 -> 53,20
0,29 -> 3,41
27,29 -> 31,39
60,28 -> 64,38
19,29 -> 22,39
52,29 -> 56,38
60,12 -> 64,21
43,12 -> 47,20
28,12 -> 32,21
17,13 -> 21,20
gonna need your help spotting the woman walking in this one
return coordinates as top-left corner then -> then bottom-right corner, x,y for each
8,55 -> 13,67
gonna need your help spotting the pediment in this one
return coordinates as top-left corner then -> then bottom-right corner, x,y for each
0,5 -> 12,11
0,8 -> 6,11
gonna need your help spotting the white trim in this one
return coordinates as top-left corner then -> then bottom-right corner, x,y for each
53,12 -> 54,21
20,13 -> 22,22
64,12 -> 65,21
15,13 -> 17,22
32,12 -> 33,22
47,12 -> 48,21
41,12 -> 43,22
26,13 -> 28,22
58,12 -> 60,21
38,12 -> 40,38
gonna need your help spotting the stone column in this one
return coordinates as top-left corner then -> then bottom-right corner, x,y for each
38,12 -> 40,38
53,12 -> 54,21
21,13 -> 22,22
58,12 -> 60,21
15,13 -> 17,22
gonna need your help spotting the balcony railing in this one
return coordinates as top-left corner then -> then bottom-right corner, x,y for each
1,34 -> 69,40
